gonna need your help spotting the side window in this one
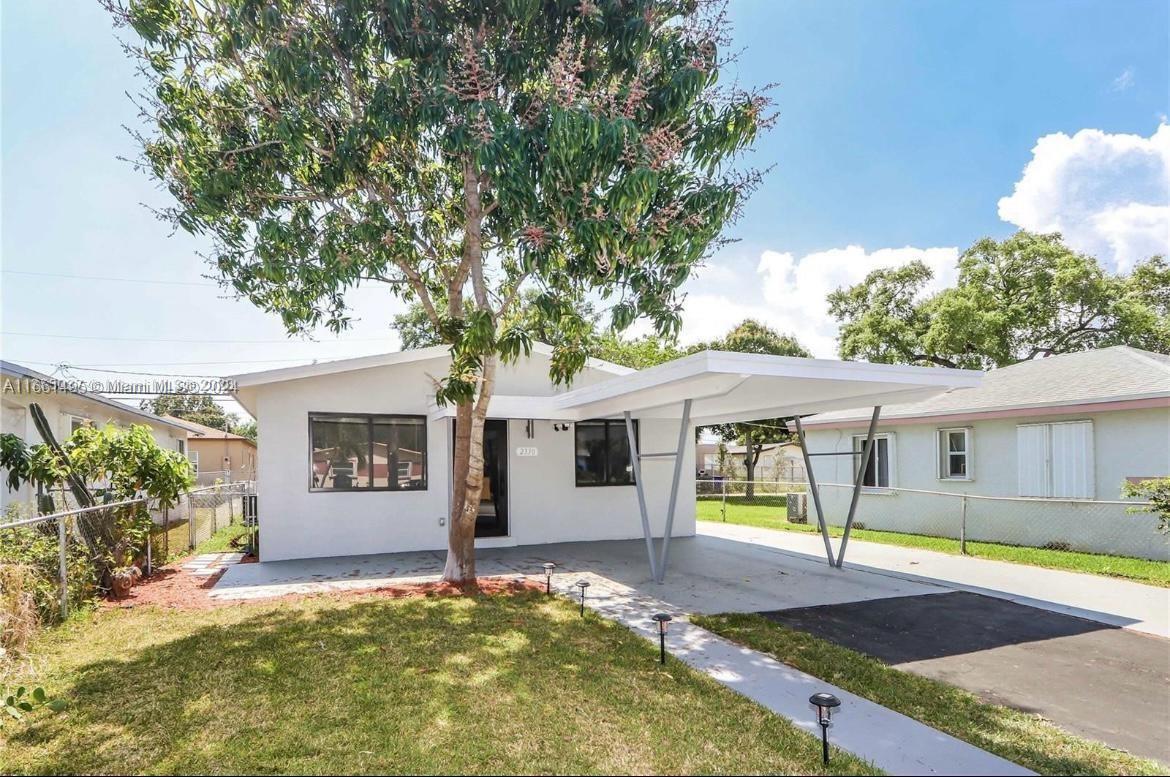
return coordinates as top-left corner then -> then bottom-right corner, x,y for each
853,434 -> 893,488
938,428 -> 971,480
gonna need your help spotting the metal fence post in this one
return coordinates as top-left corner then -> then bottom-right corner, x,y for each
960,494 -> 968,555
721,479 -> 727,522
188,491 -> 196,550
57,517 -> 68,619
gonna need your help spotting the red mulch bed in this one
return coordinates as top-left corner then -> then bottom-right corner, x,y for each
104,557 -> 541,611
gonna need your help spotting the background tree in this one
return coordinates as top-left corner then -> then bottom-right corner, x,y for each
690,319 -> 810,496
829,231 -> 1170,369
141,394 -> 241,433
108,0 -> 771,583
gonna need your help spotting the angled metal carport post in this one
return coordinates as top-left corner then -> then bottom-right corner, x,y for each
655,398 -> 692,583
835,406 -> 881,568
625,411 -> 658,582
793,415 -> 836,567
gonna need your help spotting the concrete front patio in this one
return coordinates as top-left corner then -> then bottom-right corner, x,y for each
213,532 -> 947,610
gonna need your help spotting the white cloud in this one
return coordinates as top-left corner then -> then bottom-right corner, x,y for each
1111,67 -> 1135,92
997,124 -> 1170,271
680,245 -> 960,357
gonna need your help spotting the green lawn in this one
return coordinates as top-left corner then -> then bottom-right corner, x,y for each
694,613 -> 1163,776
1,591 -> 876,775
697,496 -> 1170,587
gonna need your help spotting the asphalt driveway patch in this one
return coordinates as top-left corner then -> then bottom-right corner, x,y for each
760,591 -> 1170,764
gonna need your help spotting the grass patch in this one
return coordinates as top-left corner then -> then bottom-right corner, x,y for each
1,592 -> 877,775
697,497 -> 1170,587
693,612 -> 1163,776
190,522 -> 250,556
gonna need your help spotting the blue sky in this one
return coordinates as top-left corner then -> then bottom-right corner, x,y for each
2,0 -> 1167,416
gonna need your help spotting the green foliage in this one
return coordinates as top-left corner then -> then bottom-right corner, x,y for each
107,0 -> 769,388
140,393 -> 243,434
0,509 -> 96,624
829,231 -> 1170,369
1122,477 -> 1170,534
593,331 -> 685,368
1,433 -> 31,492
2,686 -> 66,725
64,424 -> 194,510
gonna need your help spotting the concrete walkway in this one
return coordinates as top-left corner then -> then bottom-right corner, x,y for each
700,522 -> 1170,638
564,572 -> 1032,776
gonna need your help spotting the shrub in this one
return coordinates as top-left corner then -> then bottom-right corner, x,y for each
1121,477 -> 1170,534
0,507 -> 97,624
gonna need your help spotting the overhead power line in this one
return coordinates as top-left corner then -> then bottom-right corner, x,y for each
1,330 -> 397,345
2,269 -> 219,287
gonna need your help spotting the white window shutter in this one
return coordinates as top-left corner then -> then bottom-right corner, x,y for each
1017,424 -> 1049,497
1050,421 -> 1094,499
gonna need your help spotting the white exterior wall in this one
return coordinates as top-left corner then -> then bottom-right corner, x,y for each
1,388 -> 186,514
253,353 -> 695,562
802,406 -> 1170,560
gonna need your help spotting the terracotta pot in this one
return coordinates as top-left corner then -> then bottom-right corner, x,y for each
110,569 -> 136,600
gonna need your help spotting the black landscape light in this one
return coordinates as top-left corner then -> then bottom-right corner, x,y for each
651,613 -> 673,664
575,579 -> 590,615
542,562 -> 555,594
809,692 -> 841,765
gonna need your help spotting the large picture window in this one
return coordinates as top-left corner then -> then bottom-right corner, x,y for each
310,413 -> 427,491
575,419 -> 636,486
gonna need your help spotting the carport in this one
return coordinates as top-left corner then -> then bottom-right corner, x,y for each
553,351 -> 982,583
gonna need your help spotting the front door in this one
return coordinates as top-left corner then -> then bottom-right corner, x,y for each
454,419 -> 509,537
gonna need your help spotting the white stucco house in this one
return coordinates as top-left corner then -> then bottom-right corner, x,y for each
1,360 -> 190,512
799,346 -> 1170,559
230,344 -> 980,571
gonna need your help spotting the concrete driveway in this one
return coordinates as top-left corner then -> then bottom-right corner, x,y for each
214,532 -> 948,612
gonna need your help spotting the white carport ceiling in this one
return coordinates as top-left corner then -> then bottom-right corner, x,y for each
553,350 -> 982,423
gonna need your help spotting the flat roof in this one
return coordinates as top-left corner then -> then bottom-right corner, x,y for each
424,350 -> 982,423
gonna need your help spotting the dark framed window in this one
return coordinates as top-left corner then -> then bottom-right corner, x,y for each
575,419 -> 636,486
309,413 -> 427,492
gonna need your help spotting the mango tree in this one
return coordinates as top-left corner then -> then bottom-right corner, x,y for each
105,0 -> 772,583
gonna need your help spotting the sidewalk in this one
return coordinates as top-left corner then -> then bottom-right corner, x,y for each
562,572 -> 1033,777
699,521 -> 1170,638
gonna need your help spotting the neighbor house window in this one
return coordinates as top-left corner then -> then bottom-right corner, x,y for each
853,433 -> 894,489
575,419 -> 636,486
938,428 -> 972,480
310,413 -> 427,491
1017,420 -> 1093,499
188,450 -> 200,475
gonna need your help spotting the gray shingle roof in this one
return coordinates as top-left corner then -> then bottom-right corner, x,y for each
803,346 -> 1170,425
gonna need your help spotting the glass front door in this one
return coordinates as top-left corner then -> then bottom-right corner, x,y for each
454,419 -> 509,538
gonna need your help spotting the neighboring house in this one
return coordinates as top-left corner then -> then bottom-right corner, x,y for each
696,441 -> 805,482
230,344 -> 978,564
161,415 -> 257,485
0,360 -> 190,512
800,346 -> 1170,558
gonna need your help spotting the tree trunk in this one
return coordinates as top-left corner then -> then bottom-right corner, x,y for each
442,354 -> 497,585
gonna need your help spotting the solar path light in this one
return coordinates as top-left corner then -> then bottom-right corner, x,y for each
575,579 -> 590,615
809,692 -> 841,765
651,613 -> 673,664
542,562 -> 555,594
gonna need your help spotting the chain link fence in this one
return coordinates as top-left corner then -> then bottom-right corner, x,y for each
1,482 -> 256,622
696,478 -> 1167,562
